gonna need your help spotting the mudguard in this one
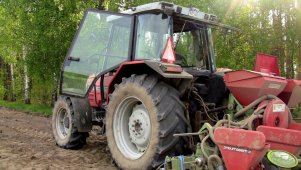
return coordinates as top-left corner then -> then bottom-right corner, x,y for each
108,60 -> 193,94
69,96 -> 92,132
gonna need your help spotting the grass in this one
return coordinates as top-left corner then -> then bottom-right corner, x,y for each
0,100 -> 52,117
292,105 -> 301,122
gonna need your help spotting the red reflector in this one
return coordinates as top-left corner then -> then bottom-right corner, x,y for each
160,64 -> 183,73
165,66 -> 183,73
162,37 -> 176,64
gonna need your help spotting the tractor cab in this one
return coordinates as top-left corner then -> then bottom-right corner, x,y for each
60,2 -> 230,98
123,2 -> 219,71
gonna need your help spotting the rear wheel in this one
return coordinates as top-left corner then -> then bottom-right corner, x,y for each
106,74 -> 186,169
52,97 -> 87,149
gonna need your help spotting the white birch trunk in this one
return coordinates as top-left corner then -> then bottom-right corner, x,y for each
10,63 -> 15,101
23,46 -> 30,104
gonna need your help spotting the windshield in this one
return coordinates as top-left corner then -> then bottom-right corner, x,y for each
134,14 -> 216,71
135,14 -> 171,60
61,10 -> 133,97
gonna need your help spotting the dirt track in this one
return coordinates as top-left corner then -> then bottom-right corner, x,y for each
0,107 -> 117,170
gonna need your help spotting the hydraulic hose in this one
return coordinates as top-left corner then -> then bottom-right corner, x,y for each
247,114 -> 263,130
199,123 -> 215,143
215,119 -> 241,128
215,113 -> 263,130
253,103 -> 268,115
288,110 -> 293,123
201,135 -> 210,159
234,95 -> 278,118
208,154 -> 224,170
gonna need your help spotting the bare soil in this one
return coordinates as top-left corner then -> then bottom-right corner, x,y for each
0,107 -> 117,170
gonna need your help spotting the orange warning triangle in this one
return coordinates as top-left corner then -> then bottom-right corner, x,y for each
162,37 -> 176,64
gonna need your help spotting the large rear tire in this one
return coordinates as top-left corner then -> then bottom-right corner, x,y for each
52,97 -> 87,149
106,74 -> 186,169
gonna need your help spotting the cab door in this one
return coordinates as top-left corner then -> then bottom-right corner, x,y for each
61,10 -> 134,97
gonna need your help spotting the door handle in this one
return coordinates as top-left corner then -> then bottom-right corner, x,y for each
68,56 -> 80,62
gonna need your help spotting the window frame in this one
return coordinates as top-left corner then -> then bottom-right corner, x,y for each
133,13 -> 172,61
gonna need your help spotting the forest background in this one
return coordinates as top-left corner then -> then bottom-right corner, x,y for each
0,0 -> 300,106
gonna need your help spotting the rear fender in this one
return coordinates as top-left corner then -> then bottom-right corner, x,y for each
107,60 -> 193,97
69,96 -> 92,132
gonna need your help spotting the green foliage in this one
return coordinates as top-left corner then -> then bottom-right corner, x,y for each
292,104 -> 301,122
0,0 -> 103,104
0,86 -> 4,98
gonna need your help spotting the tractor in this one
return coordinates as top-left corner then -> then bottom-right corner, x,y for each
52,2 -> 301,170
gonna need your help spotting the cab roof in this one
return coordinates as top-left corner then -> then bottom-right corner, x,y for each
122,1 -> 236,31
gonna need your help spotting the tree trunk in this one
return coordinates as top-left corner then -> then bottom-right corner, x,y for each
297,42 -> 301,80
51,73 -> 58,107
272,9 -> 285,76
3,63 -> 9,101
297,0 -> 301,80
97,0 -> 105,10
284,13 -> 294,79
23,46 -> 30,104
0,57 -> 4,99
3,63 -> 14,101
10,64 -> 16,101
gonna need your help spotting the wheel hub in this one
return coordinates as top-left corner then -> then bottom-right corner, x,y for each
113,96 -> 152,160
63,116 -> 70,129
129,105 -> 151,152
56,108 -> 71,139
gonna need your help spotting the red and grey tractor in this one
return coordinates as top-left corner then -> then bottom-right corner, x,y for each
52,2 -> 301,170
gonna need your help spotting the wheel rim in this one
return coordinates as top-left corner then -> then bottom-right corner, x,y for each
113,96 -> 151,160
56,108 -> 71,139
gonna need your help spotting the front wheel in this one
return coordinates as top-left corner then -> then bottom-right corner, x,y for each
52,97 -> 87,149
106,74 -> 186,169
